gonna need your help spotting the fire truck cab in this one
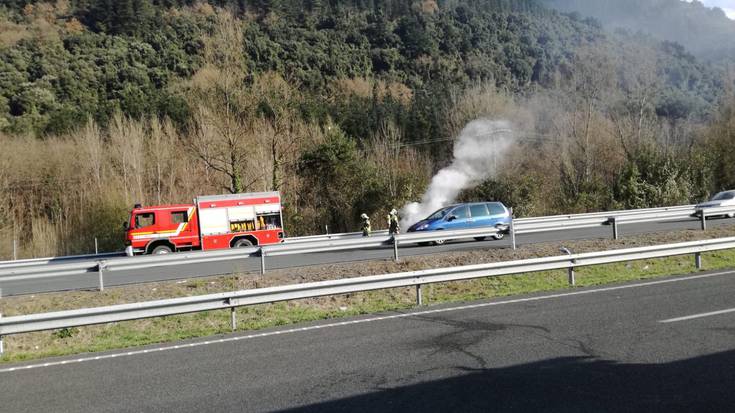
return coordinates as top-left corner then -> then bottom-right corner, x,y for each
125,191 -> 284,256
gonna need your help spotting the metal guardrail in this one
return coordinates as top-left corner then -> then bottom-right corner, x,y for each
0,230 -> 388,268
1,235 -> 733,353
518,204 -> 695,221
281,205 -> 697,242
694,205 -> 735,218
0,227 -> 501,284
0,205 -> 708,265
0,230 -> 393,272
514,208 -> 698,236
1,205 -> 734,293
0,252 -> 122,270
282,230 -> 389,244
0,233 -> 356,269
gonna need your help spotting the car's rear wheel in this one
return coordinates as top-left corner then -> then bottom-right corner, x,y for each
433,239 -> 446,246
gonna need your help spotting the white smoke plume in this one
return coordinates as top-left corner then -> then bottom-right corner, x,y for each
400,119 -> 514,227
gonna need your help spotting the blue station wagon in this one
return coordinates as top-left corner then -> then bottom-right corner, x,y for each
407,202 -> 512,244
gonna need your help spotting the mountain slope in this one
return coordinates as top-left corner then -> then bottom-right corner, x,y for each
0,0 -> 724,137
542,0 -> 735,60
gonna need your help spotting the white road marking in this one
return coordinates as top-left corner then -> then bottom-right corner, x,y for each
659,307 -> 735,323
1,270 -> 733,374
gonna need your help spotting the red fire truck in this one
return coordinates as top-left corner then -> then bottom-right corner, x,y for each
124,191 -> 284,256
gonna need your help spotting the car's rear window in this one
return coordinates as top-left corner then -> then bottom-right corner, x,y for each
470,204 -> 489,217
487,203 -> 506,215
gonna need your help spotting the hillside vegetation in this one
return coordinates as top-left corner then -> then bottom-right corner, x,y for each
0,0 -> 733,258
543,0 -> 735,61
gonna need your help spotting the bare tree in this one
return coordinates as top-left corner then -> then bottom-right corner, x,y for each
251,72 -> 308,192
187,10 -> 255,194
74,118 -> 104,188
109,113 -> 145,204
146,117 -> 181,204
553,46 -> 617,207
188,14 -> 310,195
609,43 -> 662,157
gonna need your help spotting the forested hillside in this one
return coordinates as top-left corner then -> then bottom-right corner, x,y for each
0,0 -> 721,136
1,0 -> 592,137
0,0 -> 733,258
542,0 -> 735,61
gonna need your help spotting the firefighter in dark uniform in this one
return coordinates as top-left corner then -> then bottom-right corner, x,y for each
388,208 -> 400,235
360,213 -> 371,237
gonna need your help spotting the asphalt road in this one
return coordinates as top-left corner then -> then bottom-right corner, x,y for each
1,216 -> 734,296
3,268 -> 735,412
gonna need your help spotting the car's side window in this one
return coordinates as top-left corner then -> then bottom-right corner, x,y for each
487,203 -> 506,215
470,204 -> 489,218
453,206 -> 469,219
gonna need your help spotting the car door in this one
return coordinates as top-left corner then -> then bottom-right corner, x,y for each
444,205 -> 470,230
171,208 -> 198,246
468,203 -> 491,228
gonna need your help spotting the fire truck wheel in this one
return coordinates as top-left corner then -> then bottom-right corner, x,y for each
151,245 -> 173,254
233,238 -> 253,248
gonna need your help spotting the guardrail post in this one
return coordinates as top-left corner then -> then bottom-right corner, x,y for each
260,248 -> 266,275
393,236 -> 399,262
97,260 -> 106,292
95,238 -> 99,255
560,247 -> 575,286
12,239 -> 17,260
568,263 -> 576,286
509,208 -> 516,250
0,313 -> 4,356
700,211 -> 707,231
695,252 -> 702,270
230,307 -> 237,331
416,284 -> 422,306
611,217 -> 619,240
